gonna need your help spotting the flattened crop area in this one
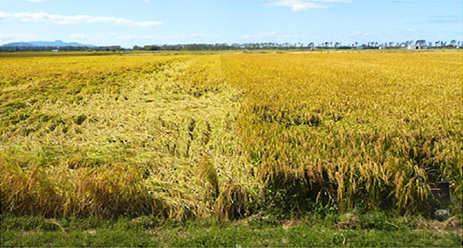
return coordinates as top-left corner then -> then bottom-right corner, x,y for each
0,52 -> 461,218
0,54 -> 252,218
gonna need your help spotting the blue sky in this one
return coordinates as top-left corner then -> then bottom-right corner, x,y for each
0,0 -> 461,47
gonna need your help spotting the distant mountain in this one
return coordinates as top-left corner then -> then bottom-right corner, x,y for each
1,42 -> 36,47
1,40 -> 96,47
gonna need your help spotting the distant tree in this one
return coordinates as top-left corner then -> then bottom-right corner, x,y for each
415,40 -> 426,48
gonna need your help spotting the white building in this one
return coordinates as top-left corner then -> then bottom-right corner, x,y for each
407,45 -> 428,50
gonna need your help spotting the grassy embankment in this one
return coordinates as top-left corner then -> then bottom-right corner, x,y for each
1,212 -> 461,247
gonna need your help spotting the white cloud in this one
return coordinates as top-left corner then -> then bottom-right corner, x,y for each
69,33 -> 108,41
0,11 -> 10,19
240,32 -> 325,42
0,32 -> 38,40
21,0 -> 149,2
70,33 -> 89,39
271,1 -> 330,11
115,33 -> 219,42
0,11 -> 162,27
242,32 -> 277,39
116,34 -> 159,40
270,0 -> 353,11
171,34 -> 189,39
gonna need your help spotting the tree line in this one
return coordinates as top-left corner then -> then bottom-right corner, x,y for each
1,40 -> 462,52
133,40 -> 462,51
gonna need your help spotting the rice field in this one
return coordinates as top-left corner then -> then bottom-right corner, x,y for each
1,51 -> 461,219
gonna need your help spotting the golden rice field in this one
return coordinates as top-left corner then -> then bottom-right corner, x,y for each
0,51 -> 461,219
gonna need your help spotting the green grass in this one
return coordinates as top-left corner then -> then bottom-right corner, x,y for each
1,212 -> 461,247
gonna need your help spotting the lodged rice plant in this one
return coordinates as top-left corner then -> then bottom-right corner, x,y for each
0,54 -> 255,219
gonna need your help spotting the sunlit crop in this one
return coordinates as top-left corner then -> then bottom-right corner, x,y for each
222,52 -> 462,211
1,51 -> 461,219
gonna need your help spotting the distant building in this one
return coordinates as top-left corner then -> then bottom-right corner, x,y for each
407,45 -> 429,50
51,49 -> 59,52
407,40 -> 429,50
